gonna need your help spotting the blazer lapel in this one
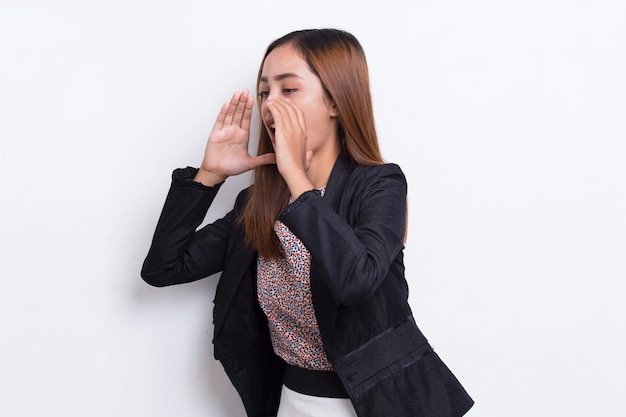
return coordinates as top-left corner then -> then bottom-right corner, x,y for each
310,152 -> 354,357
323,152 -> 354,210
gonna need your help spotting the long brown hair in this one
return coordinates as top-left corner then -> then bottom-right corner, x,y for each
243,29 -> 384,258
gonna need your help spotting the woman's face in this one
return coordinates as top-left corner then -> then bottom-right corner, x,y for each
258,44 -> 338,156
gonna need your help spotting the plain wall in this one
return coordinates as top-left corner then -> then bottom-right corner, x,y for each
1,1 -> 624,416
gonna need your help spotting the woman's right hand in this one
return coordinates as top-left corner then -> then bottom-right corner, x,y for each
194,90 -> 276,186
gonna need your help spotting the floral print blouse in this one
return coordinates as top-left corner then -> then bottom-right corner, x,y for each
257,188 -> 333,371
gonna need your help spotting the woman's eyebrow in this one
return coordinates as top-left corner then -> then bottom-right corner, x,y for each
259,73 -> 302,83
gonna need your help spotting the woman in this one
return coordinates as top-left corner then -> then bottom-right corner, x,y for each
142,28 -> 473,417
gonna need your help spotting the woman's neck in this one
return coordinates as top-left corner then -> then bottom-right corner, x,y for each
307,140 -> 341,189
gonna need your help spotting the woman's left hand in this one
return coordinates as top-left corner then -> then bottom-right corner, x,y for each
267,98 -> 314,198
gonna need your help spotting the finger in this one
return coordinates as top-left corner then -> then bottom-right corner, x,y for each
232,89 -> 250,127
248,153 -> 277,168
224,91 -> 241,125
293,101 -> 306,130
267,99 -> 294,133
284,99 -> 306,130
269,99 -> 305,132
212,101 -> 230,131
240,95 -> 254,131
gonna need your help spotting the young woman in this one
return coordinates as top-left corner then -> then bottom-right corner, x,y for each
142,29 -> 473,417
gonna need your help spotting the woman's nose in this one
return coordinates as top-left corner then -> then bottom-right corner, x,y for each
267,90 -> 280,101
261,93 -> 277,113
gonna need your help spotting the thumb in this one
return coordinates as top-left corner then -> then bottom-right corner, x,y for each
304,151 -> 314,171
249,153 -> 277,169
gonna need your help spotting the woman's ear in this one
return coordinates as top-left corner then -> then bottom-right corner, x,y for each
328,100 -> 338,117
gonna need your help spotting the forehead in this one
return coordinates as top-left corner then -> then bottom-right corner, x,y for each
260,44 -> 312,81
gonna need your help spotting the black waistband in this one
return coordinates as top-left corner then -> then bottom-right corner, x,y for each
283,364 -> 349,398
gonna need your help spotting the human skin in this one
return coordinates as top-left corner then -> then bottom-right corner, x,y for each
194,44 -> 340,199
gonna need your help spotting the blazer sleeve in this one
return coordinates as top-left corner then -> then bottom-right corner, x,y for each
140,167 -> 236,287
278,163 -> 407,306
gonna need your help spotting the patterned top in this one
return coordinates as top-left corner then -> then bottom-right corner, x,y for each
257,188 -> 333,371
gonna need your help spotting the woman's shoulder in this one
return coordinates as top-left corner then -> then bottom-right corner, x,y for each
328,161 -> 407,204
350,161 -> 407,187
354,161 -> 404,175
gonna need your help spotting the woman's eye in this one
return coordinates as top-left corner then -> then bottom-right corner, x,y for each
258,88 -> 297,100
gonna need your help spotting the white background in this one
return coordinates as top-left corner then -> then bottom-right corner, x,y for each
1,1 -> 624,416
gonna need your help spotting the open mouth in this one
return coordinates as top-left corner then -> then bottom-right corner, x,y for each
265,119 -> 276,139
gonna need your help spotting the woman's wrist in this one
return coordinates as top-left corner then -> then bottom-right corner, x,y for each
285,173 -> 314,200
194,167 -> 227,187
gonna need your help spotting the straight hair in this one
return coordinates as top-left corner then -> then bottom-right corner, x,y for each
243,29 -> 384,258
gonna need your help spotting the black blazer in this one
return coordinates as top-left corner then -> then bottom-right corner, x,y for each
142,153 -> 473,417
